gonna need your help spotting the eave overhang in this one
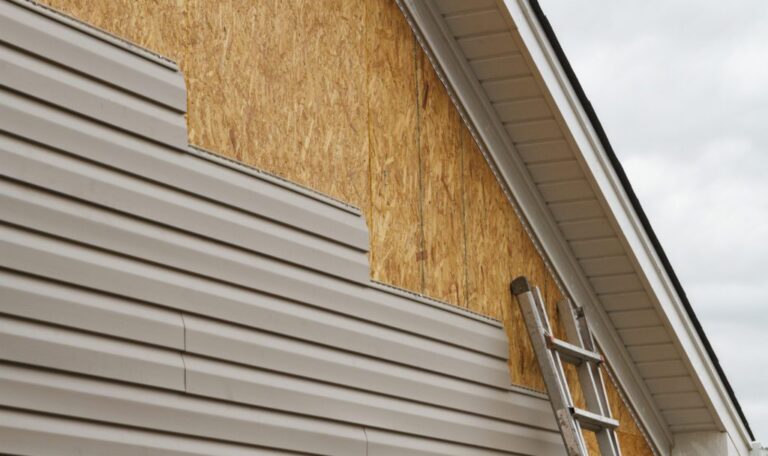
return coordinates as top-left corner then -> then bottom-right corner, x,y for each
396,0 -> 754,454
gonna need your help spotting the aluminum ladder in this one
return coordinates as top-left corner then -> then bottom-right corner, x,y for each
510,276 -> 621,456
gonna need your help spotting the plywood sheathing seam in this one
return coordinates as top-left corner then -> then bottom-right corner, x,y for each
366,0 -> 422,291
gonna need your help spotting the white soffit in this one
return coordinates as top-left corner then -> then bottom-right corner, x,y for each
397,0 -> 753,455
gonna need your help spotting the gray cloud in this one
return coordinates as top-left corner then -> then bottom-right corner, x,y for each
541,0 -> 768,443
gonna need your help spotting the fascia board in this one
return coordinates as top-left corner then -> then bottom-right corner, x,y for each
506,0 -> 753,453
398,0 -> 671,453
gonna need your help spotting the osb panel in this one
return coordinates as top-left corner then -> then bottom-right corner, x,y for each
606,368 -> 655,455
366,0 -> 422,291
38,1 -> 655,452
417,51 -> 466,306
185,0 -> 370,210
463,128 -> 546,390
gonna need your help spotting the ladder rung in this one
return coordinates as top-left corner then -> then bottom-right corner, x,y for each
545,334 -> 603,365
570,407 -> 619,432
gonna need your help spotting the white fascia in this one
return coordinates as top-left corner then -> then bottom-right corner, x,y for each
506,0 -> 752,454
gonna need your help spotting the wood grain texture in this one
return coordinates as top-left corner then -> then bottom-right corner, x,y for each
184,0 -> 370,210
366,0 -> 422,291
606,369 -> 656,455
417,51 -> 466,306
37,2 -> 655,452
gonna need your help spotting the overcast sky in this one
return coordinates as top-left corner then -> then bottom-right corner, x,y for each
540,0 -> 768,444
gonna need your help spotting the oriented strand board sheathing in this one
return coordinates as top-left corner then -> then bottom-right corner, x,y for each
185,0 -> 370,210
366,0 -> 422,291
605,370 -> 655,455
417,51 -> 466,306
462,129 -> 542,388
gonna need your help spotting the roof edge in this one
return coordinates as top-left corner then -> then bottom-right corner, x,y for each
526,0 -> 754,442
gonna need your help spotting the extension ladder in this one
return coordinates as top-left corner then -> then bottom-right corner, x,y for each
510,276 -> 622,456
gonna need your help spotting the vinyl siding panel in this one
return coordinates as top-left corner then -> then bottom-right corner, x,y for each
0,2 -> 565,454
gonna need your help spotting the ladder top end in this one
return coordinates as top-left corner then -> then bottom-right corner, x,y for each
510,276 -> 531,295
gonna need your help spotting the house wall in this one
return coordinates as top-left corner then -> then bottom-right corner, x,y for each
36,0 -> 653,453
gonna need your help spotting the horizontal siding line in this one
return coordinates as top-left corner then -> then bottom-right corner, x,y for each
0,177 -> 368,287
564,234 -> 617,246
0,293 -> 526,430
369,281 -> 502,328
0,223 -> 508,368
187,145 -> 362,217
0,264 -> 180,316
180,351 -> 547,431
440,5 -> 499,20
0,317 -> 550,438
0,41 -> 186,120
0,228 -> 506,370
0,134 -> 368,256
0,43 -> 183,113
0,361 -> 557,454
7,0 -> 179,70
0,83 -> 185,149
179,314 -> 508,388
0,362 -> 369,454
0,357 -> 187,396
0,3 -> 186,111
0,147 -> 369,283
0,406 -> 325,456
0,105 -> 368,251
0,308 -> 180,353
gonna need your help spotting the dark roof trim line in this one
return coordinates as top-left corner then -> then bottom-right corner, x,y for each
527,0 -> 754,440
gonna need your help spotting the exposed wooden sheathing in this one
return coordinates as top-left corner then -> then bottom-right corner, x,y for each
38,1 -> 653,453
185,0 -> 370,210
418,52 -> 466,306
365,0 -> 422,291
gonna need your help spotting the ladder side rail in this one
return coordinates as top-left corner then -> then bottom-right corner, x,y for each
579,309 -> 623,456
532,288 -> 576,416
511,278 -> 588,456
578,307 -> 616,421
558,299 -> 610,415
559,297 -> 620,455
